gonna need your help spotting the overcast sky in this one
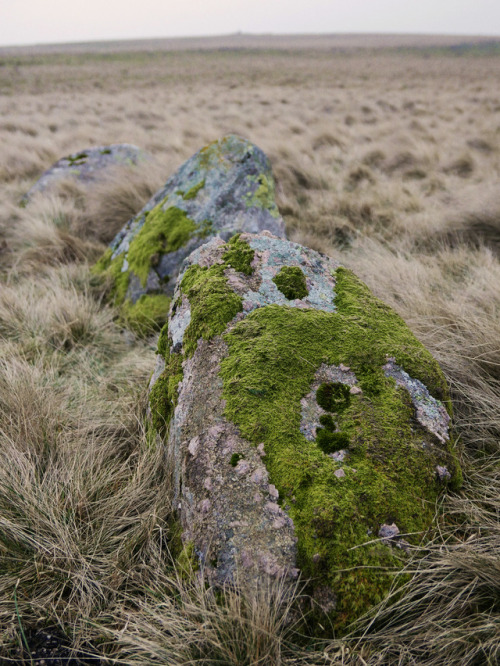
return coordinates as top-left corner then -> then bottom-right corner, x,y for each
2,0 -> 500,47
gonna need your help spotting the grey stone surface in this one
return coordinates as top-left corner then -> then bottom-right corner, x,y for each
106,135 -> 286,304
22,144 -> 148,203
149,231 -> 459,613
165,336 -> 298,586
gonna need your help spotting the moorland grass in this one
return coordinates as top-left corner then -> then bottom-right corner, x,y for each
0,38 -> 499,663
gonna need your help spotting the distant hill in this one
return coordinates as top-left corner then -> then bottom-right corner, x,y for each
1,32 -> 500,56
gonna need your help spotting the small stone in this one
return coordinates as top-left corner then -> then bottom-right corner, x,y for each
436,465 -> 451,481
330,449 -> 348,462
334,468 -> 346,479
312,553 -> 322,563
350,386 -> 362,395
203,477 -> 213,491
257,442 -> 266,457
379,523 -> 400,540
397,539 -> 411,554
339,364 -> 350,372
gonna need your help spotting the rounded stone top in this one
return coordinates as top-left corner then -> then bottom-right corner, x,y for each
22,143 -> 149,203
93,136 -> 287,334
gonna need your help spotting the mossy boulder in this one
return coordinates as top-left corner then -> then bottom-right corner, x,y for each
94,135 -> 285,334
148,231 -> 460,632
22,144 -> 148,203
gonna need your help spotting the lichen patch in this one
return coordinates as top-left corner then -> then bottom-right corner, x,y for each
241,234 -> 339,313
383,357 -> 450,442
168,295 -> 191,353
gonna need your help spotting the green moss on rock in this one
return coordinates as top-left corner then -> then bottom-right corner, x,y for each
127,203 -> 200,288
157,322 -> 171,360
222,233 -> 255,275
150,234 -> 255,440
245,173 -> 280,218
120,294 -> 171,337
92,249 -> 129,306
92,202 -> 214,335
218,266 -> 458,629
180,263 -> 243,357
272,265 -> 309,300
316,428 -> 350,454
149,341 -> 183,436
165,516 -> 199,577
334,268 -> 451,405
230,453 -> 245,467
93,251 -> 170,335
67,152 -> 87,165
316,382 -> 351,412
179,234 -> 254,357
182,179 -> 205,200
178,234 -> 257,357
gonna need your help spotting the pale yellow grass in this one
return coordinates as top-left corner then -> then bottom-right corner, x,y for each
0,43 -> 499,663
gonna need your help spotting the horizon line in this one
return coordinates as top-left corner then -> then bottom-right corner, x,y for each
2,30 -> 500,52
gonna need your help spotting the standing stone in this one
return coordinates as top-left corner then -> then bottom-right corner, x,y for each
149,231 -> 461,630
93,135 -> 285,334
22,144 -> 148,203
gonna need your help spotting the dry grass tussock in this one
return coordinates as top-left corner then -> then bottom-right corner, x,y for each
0,42 -> 499,663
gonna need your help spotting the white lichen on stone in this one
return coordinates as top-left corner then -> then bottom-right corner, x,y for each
168,295 -> 191,352
382,357 -> 450,443
241,234 -> 339,313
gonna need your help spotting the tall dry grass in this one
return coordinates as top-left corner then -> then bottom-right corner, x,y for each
0,40 -> 499,663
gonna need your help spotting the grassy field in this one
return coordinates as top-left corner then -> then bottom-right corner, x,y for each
0,34 -> 499,664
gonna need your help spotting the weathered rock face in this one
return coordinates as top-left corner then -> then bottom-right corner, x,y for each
94,135 -> 285,334
22,144 -> 148,203
149,231 -> 461,630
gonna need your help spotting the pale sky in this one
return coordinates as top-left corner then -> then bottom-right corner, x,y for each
1,0 -> 500,47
